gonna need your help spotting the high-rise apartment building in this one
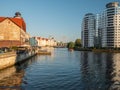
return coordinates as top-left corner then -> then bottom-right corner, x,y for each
81,13 -> 96,48
82,2 -> 120,48
98,11 -> 107,47
100,2 -> 120,48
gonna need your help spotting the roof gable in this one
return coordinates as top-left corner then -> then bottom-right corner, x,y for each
0,17 -> 26,32
0,17 -> 6,22
9,18 -> 26,32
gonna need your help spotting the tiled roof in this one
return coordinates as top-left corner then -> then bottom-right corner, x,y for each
37,37 -> 41,39
0,17 -> 26,32
46,39 -> 48,41
0,17 -> 6,22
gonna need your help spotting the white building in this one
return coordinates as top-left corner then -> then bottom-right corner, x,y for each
98,11 -> 107,47
100,2 -> 120,48
33,37 -> 57,47
82,2 -> 120,48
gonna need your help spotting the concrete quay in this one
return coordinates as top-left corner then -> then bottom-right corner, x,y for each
0,51 -> 36,70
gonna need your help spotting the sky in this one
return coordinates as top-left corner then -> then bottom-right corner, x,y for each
0,0 -> 120,42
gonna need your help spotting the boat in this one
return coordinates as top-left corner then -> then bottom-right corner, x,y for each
68,48 -> 74,51
37,50 -> 51,55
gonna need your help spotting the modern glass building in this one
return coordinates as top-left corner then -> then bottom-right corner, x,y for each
81,13 -> 96,48
98,11 -> 107,47
100,2 -> 120,48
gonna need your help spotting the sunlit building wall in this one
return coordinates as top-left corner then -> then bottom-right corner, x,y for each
0,12 -> 29,47
100,2 -> 120,48
34,37 -> 57,47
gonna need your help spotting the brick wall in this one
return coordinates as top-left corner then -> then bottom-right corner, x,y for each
0,40 -> 21,47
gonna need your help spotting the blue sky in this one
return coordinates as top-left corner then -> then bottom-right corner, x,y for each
0,0 -> 120,42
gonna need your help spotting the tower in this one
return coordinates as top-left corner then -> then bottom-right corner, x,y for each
81,13 -> 96,48
100,2 -> 120,48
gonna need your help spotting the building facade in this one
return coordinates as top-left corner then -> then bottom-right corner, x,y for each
0,12 -> 29,47
32,37 -> 57,47
82,2 -> 120,48
81,13 -> 96,48
29,37 -> 38,47
98,11 -> 107,47
98,2 -> 120,48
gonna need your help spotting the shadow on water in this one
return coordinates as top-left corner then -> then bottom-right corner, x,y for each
0,55 -> 38,90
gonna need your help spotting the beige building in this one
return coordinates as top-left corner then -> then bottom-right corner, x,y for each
34,37 -> 57,47
0,12 -> 30,47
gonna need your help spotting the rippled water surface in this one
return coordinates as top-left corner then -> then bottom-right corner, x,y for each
0,48 -> 120,90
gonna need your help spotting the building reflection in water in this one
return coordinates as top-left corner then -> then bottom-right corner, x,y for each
0,66 -> 16,81
109,53 -> 120,90
1,50 -> 120,90
0,66 -> 24,90
0,55 -> 38,89
80,52 -> 120,90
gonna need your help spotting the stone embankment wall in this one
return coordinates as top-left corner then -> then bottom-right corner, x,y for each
0,52 -> 16,70
0,51 -> 36,70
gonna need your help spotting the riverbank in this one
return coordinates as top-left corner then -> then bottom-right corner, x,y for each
92,49 -> 120,53
74,48 -> 92,51
0,46 -> 54,70
74,48 -> 120,53
0,50 -> 36,70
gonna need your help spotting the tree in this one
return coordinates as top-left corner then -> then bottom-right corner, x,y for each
67,42 -> 75,49
75,39 -> 81,47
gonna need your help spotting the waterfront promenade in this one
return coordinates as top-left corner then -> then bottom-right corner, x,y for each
0,46 -> 54,70
0,48 -> 37,70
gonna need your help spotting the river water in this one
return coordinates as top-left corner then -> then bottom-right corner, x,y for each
0,48 -> 120,90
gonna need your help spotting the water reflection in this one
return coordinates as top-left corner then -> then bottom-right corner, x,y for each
0,66 -> 16,81
0,56 -> 38,90
0,49 -> 120,90
22,49 -> 118,90
80,52 -> 109,90
109,53 -> 120,90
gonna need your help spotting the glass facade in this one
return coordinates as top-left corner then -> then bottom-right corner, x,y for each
81,2 -> 120,48
81,13 -> 95,47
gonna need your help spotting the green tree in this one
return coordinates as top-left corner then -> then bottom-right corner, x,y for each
67,42 -> 75,49
75,39 -> 81,47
